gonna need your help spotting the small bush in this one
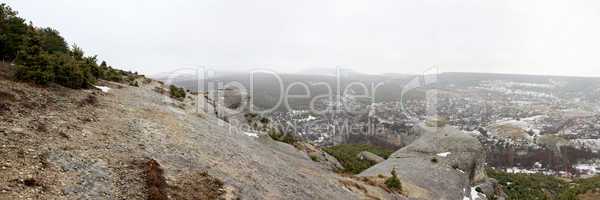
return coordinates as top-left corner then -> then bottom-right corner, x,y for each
22,178 -> 40,187
323,144 -> 394,174
169,85 -> 186,100
384,168 -> 402,192
0,102 -> 9,113
101,66 -> 125,82
268,128 -> 298,145
475,187 -> 483,193
80,94 -> 98,106
129,81 -> 139,87
430,157 -> 438,163
259,117 -> 270,124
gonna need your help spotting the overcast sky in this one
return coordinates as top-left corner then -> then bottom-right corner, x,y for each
6,0 -> 600,77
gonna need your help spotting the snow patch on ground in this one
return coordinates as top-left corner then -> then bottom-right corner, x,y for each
533,162 -> 543,169
571,139 -> 600,153
506,167 -> 538,174
242,131 -> 259,138
495,115 -> 545,131
574,163 -> 600,175
94,86 -> 110,93
298,115 -> 317,122
437,152 -> 451,157
469,129 -> 482,136
505,167 -> 566,176
474,81 -> 558,100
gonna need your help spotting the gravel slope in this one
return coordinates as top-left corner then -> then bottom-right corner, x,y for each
0,77 -> 403,200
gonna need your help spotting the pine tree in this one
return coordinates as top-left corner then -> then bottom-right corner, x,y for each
385,167 -> 402,192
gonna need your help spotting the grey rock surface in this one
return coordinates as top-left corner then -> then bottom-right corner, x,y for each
118,83 -> 365,199
0,78 -> 405,200
46,151 -> 114,200
475,178 -> 497,198
359,124 -> 487,200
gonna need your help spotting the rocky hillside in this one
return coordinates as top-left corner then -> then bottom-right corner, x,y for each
359,125 -> 503,200
0,65 -> 406,200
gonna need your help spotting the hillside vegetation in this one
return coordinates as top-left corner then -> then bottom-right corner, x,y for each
324,144 -> 394,174
0,3 -> 138,88
488,169 -> 600,200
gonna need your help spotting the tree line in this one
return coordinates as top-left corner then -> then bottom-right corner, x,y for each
0,3 -> 138,89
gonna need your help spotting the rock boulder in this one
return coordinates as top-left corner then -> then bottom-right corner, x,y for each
359,124 -> 487,200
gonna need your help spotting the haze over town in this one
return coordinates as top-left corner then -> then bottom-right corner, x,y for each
7,0 -> 600,76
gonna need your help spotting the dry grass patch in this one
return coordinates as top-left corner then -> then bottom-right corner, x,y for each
146,159 -> 168,200
168,172 -> 225,200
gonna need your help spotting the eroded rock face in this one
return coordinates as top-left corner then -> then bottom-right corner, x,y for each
359,124 -> 487,200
